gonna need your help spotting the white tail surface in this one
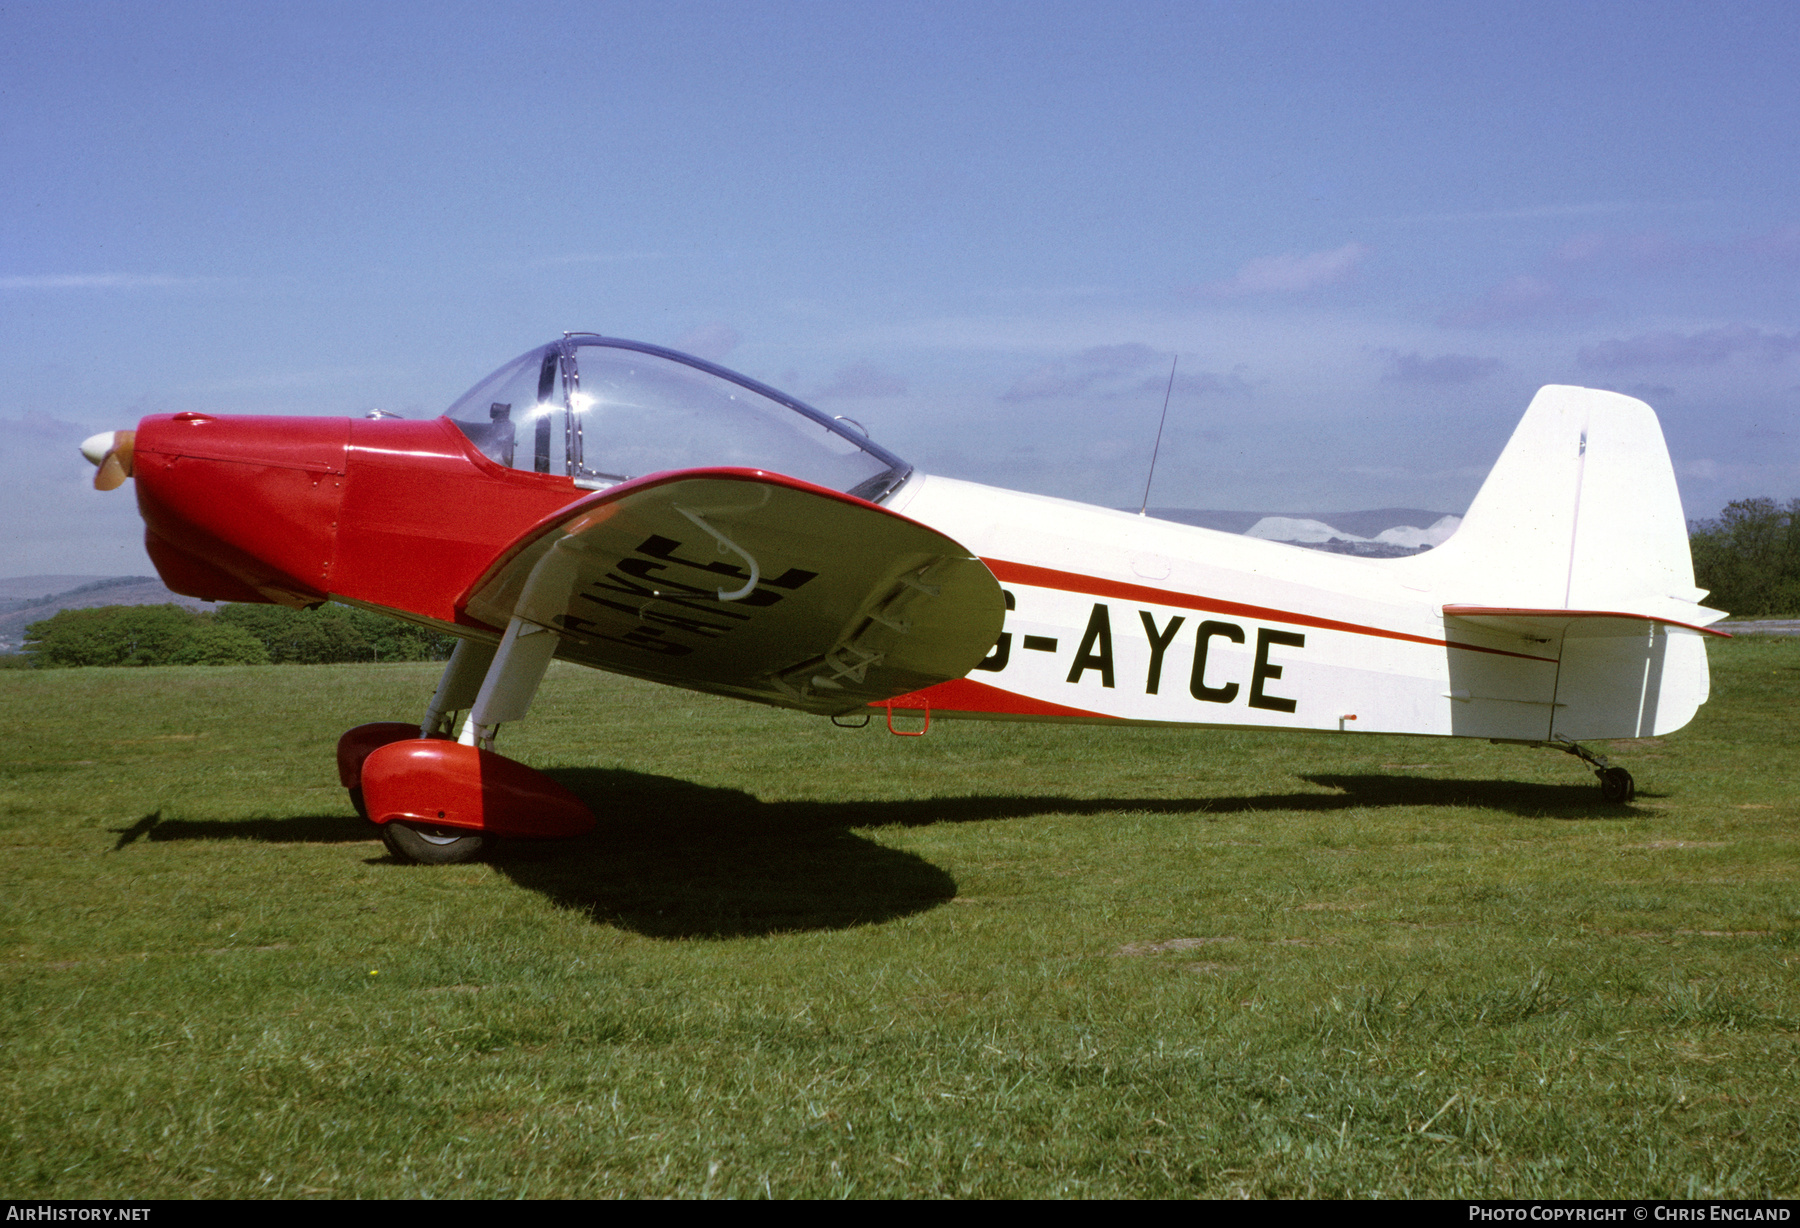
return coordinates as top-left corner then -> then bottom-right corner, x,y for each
1397,386 -> 1725,740
1411,386 -> 1712,613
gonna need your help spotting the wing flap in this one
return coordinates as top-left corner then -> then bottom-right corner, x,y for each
458,468 -> 1005,714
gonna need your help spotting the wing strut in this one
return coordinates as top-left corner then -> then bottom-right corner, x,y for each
458,616 -> 559,750
421,638 -> 498,738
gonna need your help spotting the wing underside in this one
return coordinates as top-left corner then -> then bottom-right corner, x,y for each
457,468 -> 1006,715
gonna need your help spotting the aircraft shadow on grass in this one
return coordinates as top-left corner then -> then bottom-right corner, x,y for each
108,766 -> 1638,939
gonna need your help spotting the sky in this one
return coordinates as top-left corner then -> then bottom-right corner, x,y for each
3,0 -> 1797,577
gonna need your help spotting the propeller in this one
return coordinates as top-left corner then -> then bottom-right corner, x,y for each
80,430 -> 135,491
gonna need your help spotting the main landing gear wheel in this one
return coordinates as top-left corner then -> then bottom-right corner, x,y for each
380,820 -> 486,865
359,739 -> 594,866
337,723 -> 428,825
1599,767 -> 1635,804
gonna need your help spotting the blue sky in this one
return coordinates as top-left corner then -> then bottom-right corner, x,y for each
3,1 -> 1797,577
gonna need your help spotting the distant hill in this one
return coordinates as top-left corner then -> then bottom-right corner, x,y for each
1144,507 -> 1454,535
1140,508 -> 1461,557
0,577 -> 218,653
0,575 -> 115,602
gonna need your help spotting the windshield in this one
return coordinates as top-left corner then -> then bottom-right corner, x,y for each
444,335 -> 910,502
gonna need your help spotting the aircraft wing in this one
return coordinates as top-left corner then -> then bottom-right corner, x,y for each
457,468 -> 1006,715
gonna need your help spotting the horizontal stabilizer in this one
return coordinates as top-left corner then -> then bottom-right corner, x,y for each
1441,604 -> 1715,740
1443,605 -> 1731,640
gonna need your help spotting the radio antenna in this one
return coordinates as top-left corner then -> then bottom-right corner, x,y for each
1138,355 -> 1177,516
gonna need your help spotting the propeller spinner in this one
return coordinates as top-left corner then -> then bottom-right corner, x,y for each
80,430 -> 135,491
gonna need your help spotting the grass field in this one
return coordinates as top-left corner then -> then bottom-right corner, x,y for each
2,635 -> 1796,1198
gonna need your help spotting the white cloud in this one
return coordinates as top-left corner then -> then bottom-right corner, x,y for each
1382,200 -> 1709,224
1437,274 -> 1602,327
1744,224 -> 1800,259
0,413 -> 155,577
0,410 -> 99,443
1001,343 -> 1166,401
1592,382 -> 1677,402
1674,458 -> 1800,498
521,252 -> 668,268
1578,325 -> 1800,370
1552,232 -> 1610,263
0,274 -> 198,290
813,361 -> 907,399
999,343 -> 1251,404
1203,243 -> 1368,296
671,322 -> 741,362
1552,223 -> 1800,268
1379,350 -> 1502,385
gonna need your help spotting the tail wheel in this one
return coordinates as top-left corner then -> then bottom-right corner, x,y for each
1599,767 -> 1635,804
381,821 -> 486,865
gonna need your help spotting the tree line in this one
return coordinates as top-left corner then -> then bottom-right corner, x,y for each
1688,497 -> 1800,619
19,602 -> 458,668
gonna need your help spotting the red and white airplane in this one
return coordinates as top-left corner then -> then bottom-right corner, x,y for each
81,333 -> 1727,862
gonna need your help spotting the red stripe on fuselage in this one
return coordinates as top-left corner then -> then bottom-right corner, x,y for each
979,558 -> 1558,663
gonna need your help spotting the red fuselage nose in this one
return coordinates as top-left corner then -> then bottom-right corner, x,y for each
135,412 -> 350,608
133,413 -> 583,625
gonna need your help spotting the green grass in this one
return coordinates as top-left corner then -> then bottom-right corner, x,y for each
3,636 -> 1797,1198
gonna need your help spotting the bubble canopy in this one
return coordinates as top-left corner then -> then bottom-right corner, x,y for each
444,335 -> 911,502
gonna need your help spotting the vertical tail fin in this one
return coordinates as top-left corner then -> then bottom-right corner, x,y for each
1406,385 -> 1717,621
1402,386 -> 1724,741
